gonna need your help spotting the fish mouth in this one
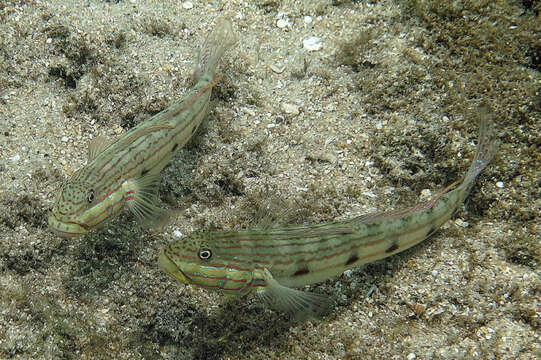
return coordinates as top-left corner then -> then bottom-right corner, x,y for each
48,214 -> 88,238
158,249 -> 191,284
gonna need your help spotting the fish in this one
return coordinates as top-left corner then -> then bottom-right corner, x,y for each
48,18 -> 237,238
159,112 -> 499,318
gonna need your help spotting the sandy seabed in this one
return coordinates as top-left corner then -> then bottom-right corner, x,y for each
1,0 -> 539,359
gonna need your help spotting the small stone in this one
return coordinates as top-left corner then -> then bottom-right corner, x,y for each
304,15 -> 313,24
61,136 -> 69,142
496,181 -> 504,188
455,219 -> 469,228
303,36 -> 322,51
407,353 -> 417,360
280,102 -> 299,116
182,1 -> 193,9
172,230 -> 183,239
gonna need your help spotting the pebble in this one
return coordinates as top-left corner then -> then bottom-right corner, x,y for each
280,102 -> 300,116
61,136 -> 69,142
172,230 -> 183,239
407,353 -> 417,360
304,15 -> 313,24
455,219 -> 469,228
303,36 -> 322,51
182,1 -> 193,9
496,181 -> 504,188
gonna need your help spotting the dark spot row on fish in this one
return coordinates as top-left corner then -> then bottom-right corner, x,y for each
345,253 -> 359,265
293,267 -> 310,277
385,242 -> 399,253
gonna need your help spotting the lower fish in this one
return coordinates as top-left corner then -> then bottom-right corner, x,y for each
49,18 -> 237,238
159,112 -> 499,318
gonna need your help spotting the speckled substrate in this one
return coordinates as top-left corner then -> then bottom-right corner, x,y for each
1,1 -> 539,359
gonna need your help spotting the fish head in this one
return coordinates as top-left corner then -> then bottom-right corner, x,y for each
159,231 -> 255,295
49,177 -> 117,238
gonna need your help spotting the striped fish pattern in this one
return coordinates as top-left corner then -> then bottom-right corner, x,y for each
49,18 -> 237,238
159,113 -> 498,317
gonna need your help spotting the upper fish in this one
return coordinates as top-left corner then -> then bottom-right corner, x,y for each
49,18 -> 237,238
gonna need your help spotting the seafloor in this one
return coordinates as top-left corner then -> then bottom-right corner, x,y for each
0,0 -> 539,359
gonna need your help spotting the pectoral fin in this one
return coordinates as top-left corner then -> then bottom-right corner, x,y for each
125,171 -> 170,229
257,268 -> 331,320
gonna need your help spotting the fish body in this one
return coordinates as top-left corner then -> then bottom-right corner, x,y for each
49,18 -> 237,238
159,114 -> 498,317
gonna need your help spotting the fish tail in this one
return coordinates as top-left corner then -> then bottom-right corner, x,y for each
194,17 -> 237,80
459,107 -> 499,196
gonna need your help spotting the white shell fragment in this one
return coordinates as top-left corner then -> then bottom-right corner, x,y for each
269,64 -> 285,74
280,102 -> 300,116
276,18 -> 289,29
303,36 -> 322,51
182,1 -> 193,10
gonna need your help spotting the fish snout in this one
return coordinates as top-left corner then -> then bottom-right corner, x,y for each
158,249 -> 191,284
48,214 -> 88,238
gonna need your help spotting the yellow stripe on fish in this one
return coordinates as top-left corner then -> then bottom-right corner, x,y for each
49,18 -> 237,238
159,111 -> 499,318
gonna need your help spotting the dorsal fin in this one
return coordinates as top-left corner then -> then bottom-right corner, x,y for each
116,121 -> 174,149
88,135 -> 112,161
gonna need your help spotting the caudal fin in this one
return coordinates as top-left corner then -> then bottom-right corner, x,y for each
194,17 -> 237,80
459,107 -> 499,195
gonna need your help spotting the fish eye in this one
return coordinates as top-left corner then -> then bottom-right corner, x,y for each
87,190 -> 95,203
198,248 -> 212,260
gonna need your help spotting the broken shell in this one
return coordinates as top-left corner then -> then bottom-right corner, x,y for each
303,36 -> 322,51
269,64 -> 285,74
280,102 -> 300,116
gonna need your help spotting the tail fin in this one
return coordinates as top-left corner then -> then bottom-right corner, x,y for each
459,107 -> 499,196
194,17 -> 237,80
